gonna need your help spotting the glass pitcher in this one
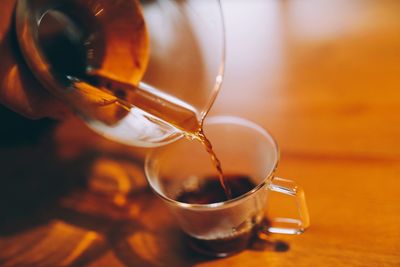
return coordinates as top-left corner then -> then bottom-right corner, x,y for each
15,0 -> 225,147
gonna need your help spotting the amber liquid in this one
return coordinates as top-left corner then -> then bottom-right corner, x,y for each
36,0 -> 231,198
177,175 -> 258,255
190,130 -> 231,199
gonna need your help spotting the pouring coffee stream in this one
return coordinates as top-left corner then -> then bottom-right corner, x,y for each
73,72 -> 232,200
73,73 -> 232,199
16,0 -> 231,198
71,72 -> 233,199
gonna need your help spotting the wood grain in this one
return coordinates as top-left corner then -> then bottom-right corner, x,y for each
0,0 -> 399,266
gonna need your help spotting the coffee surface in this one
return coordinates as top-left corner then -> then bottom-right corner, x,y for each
176,174 -> 256,204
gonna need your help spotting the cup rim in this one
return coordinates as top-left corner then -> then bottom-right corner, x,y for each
144,115 -> 280,210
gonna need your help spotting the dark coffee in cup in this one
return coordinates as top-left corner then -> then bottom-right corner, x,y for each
176,174 -> 261,256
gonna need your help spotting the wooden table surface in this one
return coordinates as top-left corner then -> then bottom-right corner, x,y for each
1,0 -> 400,266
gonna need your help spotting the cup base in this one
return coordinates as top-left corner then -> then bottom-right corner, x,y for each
184,231 -> 256,258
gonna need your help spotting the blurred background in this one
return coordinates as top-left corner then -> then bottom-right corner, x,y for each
214,0 -> 400,158
0,0 -> 399,266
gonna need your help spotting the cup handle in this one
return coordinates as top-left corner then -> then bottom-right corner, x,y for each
262,177 -> 310,235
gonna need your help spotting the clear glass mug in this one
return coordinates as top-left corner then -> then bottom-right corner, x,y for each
15,0 -> 225,147
145,116 -> 310,257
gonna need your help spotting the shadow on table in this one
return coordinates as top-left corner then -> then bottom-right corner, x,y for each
0,106 -> 289,267
0,106 -> 209,267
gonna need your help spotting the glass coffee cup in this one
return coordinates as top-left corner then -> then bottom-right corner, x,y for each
145,116 -> 310,257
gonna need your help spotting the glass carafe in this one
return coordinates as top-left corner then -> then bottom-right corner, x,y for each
15,0 -> 225,147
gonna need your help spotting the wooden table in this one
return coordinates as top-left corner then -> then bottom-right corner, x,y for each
0,0 -> 399,266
